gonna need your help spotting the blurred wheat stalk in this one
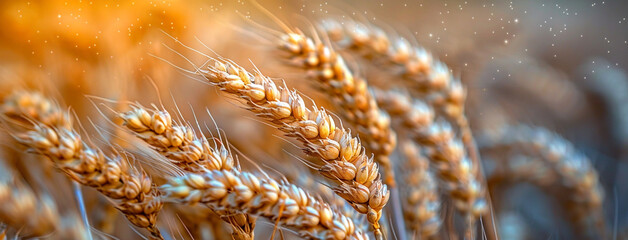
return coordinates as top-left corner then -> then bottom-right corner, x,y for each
0,0 -> 623,239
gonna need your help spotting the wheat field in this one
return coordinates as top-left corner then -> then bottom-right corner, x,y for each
0,0 -> 626,239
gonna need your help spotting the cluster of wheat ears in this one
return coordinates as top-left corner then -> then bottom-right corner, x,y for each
0,2 -> 614,240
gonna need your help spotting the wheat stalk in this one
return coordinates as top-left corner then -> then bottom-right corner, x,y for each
162,168 -> 369,240
120,105 -> 256,239
1,91 -> 163,239
478,125 -> 606,238
276,28 -> 397,187
172,51 -> 389,236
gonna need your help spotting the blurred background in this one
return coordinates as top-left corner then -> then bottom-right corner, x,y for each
0,0 -> 626,239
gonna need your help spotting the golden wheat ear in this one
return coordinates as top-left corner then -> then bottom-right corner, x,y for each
236,4 -> 397,190
268,19 -> 398,189
159,40 -> 389,237
319,18 -> 498,237
162,168 -> 369,240
1,91 -> 164,239
320,18 -> 481,179
118,104 -> 255,239
119,104 -> 236,172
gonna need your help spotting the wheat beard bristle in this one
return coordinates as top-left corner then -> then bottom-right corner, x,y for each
1,91 -> 164,239
183,55 -> 389,236
162,168 -> 369,240
120,105 -> 256,239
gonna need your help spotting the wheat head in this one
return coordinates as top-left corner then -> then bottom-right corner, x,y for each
180,53 -> 389,236
1,91 -> 163,239
162,168 -> 369,240
120,105 -> 257,239
276,29 -> 397,187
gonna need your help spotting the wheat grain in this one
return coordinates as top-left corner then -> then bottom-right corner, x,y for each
162,168 -> 369,240
120,105 -> 255,239
268,158 -> 369,233
179,53 -> 389,236
1,91 -> 164,239
478,125 -> 606,238
276,28 -> 397,187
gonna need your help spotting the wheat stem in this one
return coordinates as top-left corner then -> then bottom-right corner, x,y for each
72,182 -> 93,240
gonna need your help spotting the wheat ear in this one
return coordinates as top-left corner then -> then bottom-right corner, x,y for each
398,141 -> 442,239
1,91 -> 163,239
162,168 -> 369,240
479,125 -> 605,238
182,54 -> 388,236
120,105 -> 255,239
321,19 -> 464,116
277,29 -> 397,187
373,89 -> 486,232
321,19 -> 479,171
0,163 -> 58,238
120,105 -> 235,172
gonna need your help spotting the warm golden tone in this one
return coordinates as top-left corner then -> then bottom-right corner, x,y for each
0,0 -> 625,239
